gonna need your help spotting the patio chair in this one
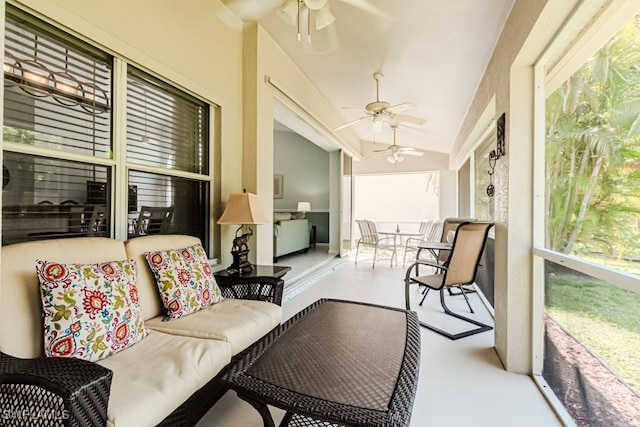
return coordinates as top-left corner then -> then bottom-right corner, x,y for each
355,219 -> 396,269
404,221 -> 494,340
402,219 -> 444,266
132,205 -> 174,236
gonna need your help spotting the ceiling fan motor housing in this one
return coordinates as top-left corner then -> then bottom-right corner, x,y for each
366,100 -> 391,114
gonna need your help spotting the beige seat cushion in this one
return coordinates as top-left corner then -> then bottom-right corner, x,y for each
98,330 -> 231,427
145,298 -> 282,355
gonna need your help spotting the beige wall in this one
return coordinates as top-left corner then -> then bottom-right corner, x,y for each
448,0 -> 588,373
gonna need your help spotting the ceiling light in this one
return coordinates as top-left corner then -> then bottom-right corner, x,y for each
387,152 -> 404,163
276,0 -> 298,26
314,4 -> 335,30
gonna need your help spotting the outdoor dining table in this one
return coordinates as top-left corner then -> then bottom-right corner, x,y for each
378,230 -> 423,266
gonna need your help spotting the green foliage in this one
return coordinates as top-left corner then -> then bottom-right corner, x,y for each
546,15 -> 640,260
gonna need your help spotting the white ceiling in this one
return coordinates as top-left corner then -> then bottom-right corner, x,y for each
222,0 -> 515,154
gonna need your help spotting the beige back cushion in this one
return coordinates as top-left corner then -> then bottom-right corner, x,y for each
124,234 -> 202,320
0,237 -> 127,358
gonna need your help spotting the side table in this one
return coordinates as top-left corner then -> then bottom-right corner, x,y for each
214,265 -> 290,306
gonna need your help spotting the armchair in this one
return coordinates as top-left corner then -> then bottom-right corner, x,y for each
404,221 -> 494,340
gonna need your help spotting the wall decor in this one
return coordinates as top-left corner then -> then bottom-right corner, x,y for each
274,174 -> 283,199
487,113 -> 505,197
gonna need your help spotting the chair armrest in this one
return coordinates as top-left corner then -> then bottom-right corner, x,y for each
0,351 -> 112,427
404,260 -> 449,281
215,277 -> 284,306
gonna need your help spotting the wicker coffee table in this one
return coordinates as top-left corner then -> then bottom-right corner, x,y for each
222,298 -> 421,427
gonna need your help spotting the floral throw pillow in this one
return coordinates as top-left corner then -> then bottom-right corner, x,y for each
36,259 -> 149,362
144,243 -> 223,320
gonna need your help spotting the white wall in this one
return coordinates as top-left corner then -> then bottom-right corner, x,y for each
353,143 -> 457,219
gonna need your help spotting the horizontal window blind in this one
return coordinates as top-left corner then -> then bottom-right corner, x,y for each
3,8 -> 112,158
126,68 -> 209,174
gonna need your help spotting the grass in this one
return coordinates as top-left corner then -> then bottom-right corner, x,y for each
545,272 -> 640,394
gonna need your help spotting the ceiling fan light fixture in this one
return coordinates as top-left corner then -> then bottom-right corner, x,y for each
387,153 -> 404,163
314,4 -> 335,30
276,0 -> 299,26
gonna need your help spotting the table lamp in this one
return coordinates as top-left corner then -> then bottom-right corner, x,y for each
217,191 -> 268,273
297,201 -> 311,213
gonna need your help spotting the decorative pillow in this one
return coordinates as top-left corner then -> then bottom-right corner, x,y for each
36,259 -> 148,362
144,243 -> 223,320
446,229 -> 456,243
292,212 -> 306,220
273,212 -> 292,222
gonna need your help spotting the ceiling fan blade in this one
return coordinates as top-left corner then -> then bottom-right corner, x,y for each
386,102 -> 416,113
391,113 -> 427,126
337,0 -> 392,23
222,0 -> 284,21
333,115 -> 370,131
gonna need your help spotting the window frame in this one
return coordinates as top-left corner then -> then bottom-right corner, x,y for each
1,5 -> 218,254
531,0 -> 640,419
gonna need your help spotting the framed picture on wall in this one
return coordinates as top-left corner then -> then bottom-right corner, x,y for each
274,174 -> 283,199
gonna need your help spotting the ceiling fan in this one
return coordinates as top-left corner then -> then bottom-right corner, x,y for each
371,125 -> 424,164
333,72 -> 428,133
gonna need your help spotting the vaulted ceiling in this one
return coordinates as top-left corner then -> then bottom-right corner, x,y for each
221,0 -> 515,154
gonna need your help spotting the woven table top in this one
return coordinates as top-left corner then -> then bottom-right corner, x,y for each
223,298 -> 421,427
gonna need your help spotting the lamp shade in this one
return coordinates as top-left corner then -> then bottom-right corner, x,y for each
218,192 -> 269,225
297,202 -> 311,212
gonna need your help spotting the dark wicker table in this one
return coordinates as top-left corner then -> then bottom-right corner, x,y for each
223,299 -> 421,427
214,265 -> 290,306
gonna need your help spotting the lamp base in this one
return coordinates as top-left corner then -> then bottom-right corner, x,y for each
228,249 -> 253,273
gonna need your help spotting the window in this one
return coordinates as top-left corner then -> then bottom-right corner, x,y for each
2,5 -> 213,249
2,6 -> 113,243
537,9 -> 640,425
126,68 -> 210,243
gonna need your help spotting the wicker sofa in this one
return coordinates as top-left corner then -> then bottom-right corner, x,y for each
0,234 -> 283,427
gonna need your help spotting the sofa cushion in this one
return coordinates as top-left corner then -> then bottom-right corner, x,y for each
144,243 -> 223,319
273,212 -> 292,222
1,237 -> 129,358
36,259 -> 148,361
145,298 -> 282,355
97,330 -> 232,427
124,234 -> 203,320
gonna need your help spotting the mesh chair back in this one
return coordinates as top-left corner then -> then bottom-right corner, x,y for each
356,219 -> 378,245
423,220 -> 443,242
444,222 -> 493,287
438,217 -> 476,263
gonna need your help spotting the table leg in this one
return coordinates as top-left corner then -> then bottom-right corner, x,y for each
238,393 -> 275,427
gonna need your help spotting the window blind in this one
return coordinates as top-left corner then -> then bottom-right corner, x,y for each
126,68 -> 209,174
3,7 -> 112,158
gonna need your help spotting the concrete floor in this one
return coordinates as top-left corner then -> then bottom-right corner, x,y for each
198,250 -> 562,426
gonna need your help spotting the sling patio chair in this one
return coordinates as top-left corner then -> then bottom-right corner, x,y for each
402,219 -> 444,266
404,221 -> 494,340
354,219 -> 396,269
